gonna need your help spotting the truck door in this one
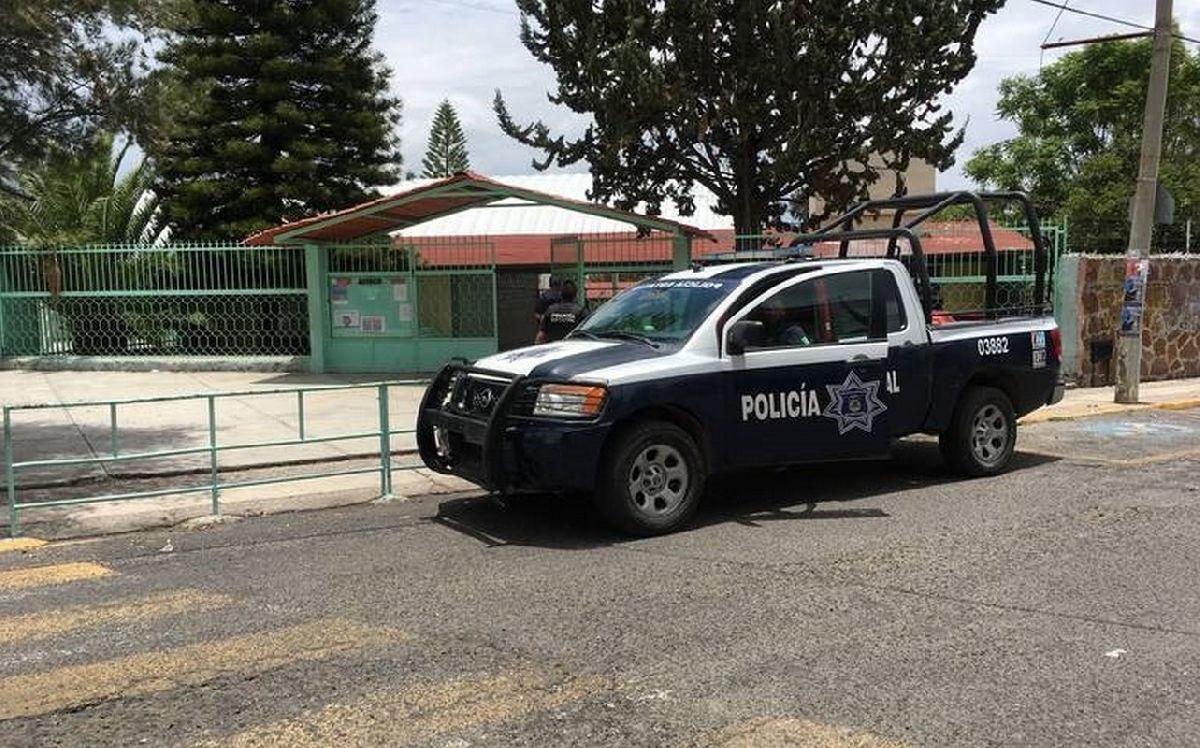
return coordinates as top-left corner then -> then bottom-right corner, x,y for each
723,268 -> 891,468
877,267 -> 933,436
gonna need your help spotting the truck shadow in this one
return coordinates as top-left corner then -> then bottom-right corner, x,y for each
431,439 -> 1060,549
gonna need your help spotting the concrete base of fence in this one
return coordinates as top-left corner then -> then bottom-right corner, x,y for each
4,467 -> 476,541
0,356 -> 309,373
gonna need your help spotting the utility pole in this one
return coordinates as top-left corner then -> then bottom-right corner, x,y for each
1114,0 -> 1173,404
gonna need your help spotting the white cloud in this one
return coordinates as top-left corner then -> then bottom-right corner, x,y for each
376,0 -> 1200,188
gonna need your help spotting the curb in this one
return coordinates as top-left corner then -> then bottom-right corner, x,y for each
1021,397 -> 1200,425
0,356 -> 308,373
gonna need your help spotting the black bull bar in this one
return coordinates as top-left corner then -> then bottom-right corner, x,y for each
416,360 -> 529,492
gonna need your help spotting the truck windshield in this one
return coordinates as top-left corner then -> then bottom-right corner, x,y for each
573,278 -> 738,345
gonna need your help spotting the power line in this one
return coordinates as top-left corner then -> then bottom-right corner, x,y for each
1026,0 -> 1200,44
1027,0 -> 1148,31
1039,0 -> 1071,66
1040,0 -> 1072,45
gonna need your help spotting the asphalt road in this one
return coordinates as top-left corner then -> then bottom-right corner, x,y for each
2,409 -> 1198,748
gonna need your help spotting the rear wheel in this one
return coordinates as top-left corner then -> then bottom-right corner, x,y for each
595,420 -> 705,535
939,386 -> 1017,476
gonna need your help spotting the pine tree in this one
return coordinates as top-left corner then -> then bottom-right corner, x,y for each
421,100 -> 470,178
496,0 -> 1003,235
151,0 -> 402,240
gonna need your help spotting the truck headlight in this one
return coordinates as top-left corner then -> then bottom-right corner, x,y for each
533,383 -> 607,418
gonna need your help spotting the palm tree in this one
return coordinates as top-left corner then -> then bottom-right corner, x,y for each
1,133 -> 164,246
0,135 -> 166,354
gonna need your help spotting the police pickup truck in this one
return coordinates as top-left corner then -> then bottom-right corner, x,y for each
417,192 -> 1064,535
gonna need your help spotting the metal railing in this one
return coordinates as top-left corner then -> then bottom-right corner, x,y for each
3,381 -> 429,537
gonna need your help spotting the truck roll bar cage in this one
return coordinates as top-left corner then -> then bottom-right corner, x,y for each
703,191 -> 1051,323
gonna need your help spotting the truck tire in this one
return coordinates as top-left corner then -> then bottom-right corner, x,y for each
596,420 -> 706,536
939,386 -> 1017,477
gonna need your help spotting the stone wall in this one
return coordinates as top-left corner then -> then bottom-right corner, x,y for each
1066,254 -> 1200,386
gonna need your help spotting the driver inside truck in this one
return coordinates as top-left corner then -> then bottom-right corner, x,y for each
758,296 -> 812,347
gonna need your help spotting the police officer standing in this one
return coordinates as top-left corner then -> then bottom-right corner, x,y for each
536,279 -> 587,343
533,276 -> 562,332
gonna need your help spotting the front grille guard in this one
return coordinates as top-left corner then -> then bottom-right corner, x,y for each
416,359 -> 528,491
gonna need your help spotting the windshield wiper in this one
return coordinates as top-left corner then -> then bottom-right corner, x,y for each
591,330 -> 661,348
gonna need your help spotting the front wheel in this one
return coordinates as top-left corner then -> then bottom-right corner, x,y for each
939,386 -> 1017,477
595,420 -> 705,536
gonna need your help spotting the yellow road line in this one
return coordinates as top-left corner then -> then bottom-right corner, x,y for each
0,619 -> 403,720
196,667 -> 610,748
694,717 -> 916,748
0,589 -> 230,646
0,538 -> 47,554
0,561 -> 112,592
1026,446 -> 1200,467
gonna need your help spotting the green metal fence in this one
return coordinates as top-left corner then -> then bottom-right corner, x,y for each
0,243 -> 309,357
922,221 -> 1065,316
2,381 -> 426,537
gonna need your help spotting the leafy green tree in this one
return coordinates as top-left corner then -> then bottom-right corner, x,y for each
0,1 -> 161,193
421,99 -> 471,178
151,0 -> 403,240
965,36 -> 1200,248
495,0 -> 1003,235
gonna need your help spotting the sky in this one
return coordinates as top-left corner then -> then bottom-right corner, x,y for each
377,0 -> 1200,191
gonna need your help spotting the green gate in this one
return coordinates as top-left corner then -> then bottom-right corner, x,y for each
550,233 -> 681,309
315,239 -> 497,373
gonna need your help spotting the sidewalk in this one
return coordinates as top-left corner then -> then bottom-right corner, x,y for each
1020,377 -> 1200,423
1,369 -> 428,486
2,369 -> 1198,540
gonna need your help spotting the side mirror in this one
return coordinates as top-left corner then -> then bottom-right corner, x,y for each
725,319 -> 764,356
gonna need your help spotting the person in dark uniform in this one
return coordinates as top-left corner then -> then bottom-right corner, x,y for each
536,280 -> 587,343
533,276 -> 563,332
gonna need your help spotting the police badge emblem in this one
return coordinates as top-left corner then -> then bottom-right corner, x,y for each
822,371 -> 887,434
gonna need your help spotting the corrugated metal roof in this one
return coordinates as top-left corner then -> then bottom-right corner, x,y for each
393,173 -> 731,238
244,172 -> 714,246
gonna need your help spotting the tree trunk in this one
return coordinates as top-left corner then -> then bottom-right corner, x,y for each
732,144 -> 763,250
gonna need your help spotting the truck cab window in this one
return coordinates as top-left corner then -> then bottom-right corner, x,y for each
880,270 -> 907,333
820,270 -> 874,342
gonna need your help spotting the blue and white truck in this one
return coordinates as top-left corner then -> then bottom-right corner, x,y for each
417,192 -> 1064,534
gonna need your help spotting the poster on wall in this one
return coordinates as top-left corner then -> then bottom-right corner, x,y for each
397,303 -> 413,322
334,310 -> 360,329
362,315 -> 386,333
392,278 -> 408,301
330,277 -> 351,305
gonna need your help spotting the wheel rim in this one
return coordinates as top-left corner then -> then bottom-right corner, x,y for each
971,403 -> 1010,468
627,443 -> 689,517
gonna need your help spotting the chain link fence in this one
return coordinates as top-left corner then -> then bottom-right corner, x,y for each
0,244 -> 309,357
